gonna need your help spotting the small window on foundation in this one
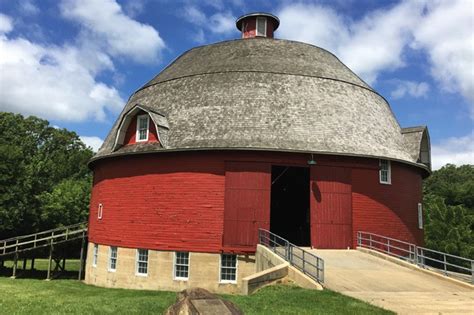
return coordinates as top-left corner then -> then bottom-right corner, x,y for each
136,114 -> 149,142
220,254 -> 237,283
379,160 -> 391,184
93,244 -> 98,267
109,246 -> 117,271
174,252 -> 189,280
136,249 -> 148,276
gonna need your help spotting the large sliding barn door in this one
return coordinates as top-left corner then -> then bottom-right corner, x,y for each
223,162 -> 271,248
311,166 -> 352,249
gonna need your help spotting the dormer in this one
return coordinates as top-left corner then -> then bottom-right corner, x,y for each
113,104 -> 169,151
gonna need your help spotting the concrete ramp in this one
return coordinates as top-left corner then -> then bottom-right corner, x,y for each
309,249 -> 474,314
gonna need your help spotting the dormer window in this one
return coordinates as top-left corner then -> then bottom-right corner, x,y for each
256,17 -> 267,37
136,114 -> 149,142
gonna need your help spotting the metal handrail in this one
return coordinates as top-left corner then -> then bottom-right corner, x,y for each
258,229 -> 324,283
357,231 -> 474,284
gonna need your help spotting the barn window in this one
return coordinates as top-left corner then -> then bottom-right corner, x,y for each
92,244 -> 98,267
136,249 -> 148,276
256,17 -> 267,37
109,246 -> 117,271
379,160 -> 391,184
220,254 -> 237,283
97,203 -> 103,220
136,114 -> 149,142
174,252 -> 189,280
418,203 -> 423,229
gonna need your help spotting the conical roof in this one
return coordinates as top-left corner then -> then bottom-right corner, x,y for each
92,38 -> 430,171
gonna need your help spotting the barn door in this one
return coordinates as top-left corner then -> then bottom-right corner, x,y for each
310,166 -> 352,249
223,162 -> 271,248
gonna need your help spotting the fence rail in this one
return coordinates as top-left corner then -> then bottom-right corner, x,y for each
1,223 -> 88,258
357,231 -> 474,284
259,229 -> 324,283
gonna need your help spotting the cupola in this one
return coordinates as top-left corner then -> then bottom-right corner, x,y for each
236,12 -> 280,39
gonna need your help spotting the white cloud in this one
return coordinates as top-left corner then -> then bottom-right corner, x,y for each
431,132 -> 474,170
412,0 -> 474,117
60,0 -> 165,63
19,0 -> 40,15
391,80 -> 430,99
184,6 -> 235,42
0,14 -> 124,122
0,13 -> 13,33
80,136 -> 104,152
277,2 -> 423,84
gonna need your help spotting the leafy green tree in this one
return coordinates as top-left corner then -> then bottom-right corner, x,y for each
0,112 -> 93,238
423,195 -> 474,259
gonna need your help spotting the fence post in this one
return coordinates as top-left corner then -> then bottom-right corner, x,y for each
46,237 -> 53,280
471,261 -> 474,284
443,254 -> 447,276
369,234 -> 372,248
387,239 -> 391,255
78,231 -> 86,280
357,232 -> 361,246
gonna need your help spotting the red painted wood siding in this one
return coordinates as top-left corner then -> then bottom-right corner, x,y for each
123,112 -> 159,145
223,162 -> 270,248
88,151 -> 424,253
311,166 -> 352,248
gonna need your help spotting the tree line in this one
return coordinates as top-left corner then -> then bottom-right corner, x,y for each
0,113 -> 472,259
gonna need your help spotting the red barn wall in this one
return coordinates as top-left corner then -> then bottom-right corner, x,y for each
88,151 -> 424,253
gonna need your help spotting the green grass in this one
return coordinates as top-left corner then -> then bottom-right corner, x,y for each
0,276 -> 392,315
224,285 -> 393,315
3,259 -> 80,272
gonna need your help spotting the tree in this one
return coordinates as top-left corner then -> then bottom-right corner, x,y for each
0,112 -> 93,238
423,164 -> 474,259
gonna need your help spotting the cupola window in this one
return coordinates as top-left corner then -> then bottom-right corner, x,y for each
379,159 -> 391,184
256,17 -> 267,37
136,114 -> 149,142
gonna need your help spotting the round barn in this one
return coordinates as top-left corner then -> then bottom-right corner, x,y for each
85,13 -> 431,292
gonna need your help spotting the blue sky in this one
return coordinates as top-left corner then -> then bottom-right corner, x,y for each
0,0 -> 472,169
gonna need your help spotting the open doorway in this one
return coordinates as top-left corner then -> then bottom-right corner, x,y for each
270,166 -> 310,246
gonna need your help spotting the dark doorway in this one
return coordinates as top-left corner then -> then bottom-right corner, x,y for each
270,166 -> 310,246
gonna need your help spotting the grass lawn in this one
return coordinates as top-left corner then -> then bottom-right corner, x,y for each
0,274 -> 392,315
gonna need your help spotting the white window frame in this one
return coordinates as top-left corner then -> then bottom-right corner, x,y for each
97,203 -> 103,220
108,246 -> 117,272
173,252 -> 190,281
418,203 -> 423,229
219,254 -> 238,284
92,244 -> 98,267
135,114 -> 149,142
136,249 -> 148,276
256,17 -> 267,37
379,160 -> 391,184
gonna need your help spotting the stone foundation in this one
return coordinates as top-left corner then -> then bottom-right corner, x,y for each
84,243 -> 256,294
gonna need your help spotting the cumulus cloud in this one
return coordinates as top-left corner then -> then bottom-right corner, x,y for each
277,0 -> 473,111
19,0 -> 40,15
60,0 -> 165,63
431,132 -> 474,170
0,30 -> 124,121
0,13 -> 13,33
391,80 -> 430,99
80,136 -> 104,152
184,6 -> 235,43
412,0 -> 474,117
278,2 -> 424,84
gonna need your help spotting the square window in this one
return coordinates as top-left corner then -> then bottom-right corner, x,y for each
220,254 -> 237,283
136,249 -> 148,275
109,246 -> 117,271
174,252 -> 189,280
379,160 -> 391,184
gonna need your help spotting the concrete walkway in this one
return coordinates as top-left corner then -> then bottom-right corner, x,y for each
309,249 -> 474,314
